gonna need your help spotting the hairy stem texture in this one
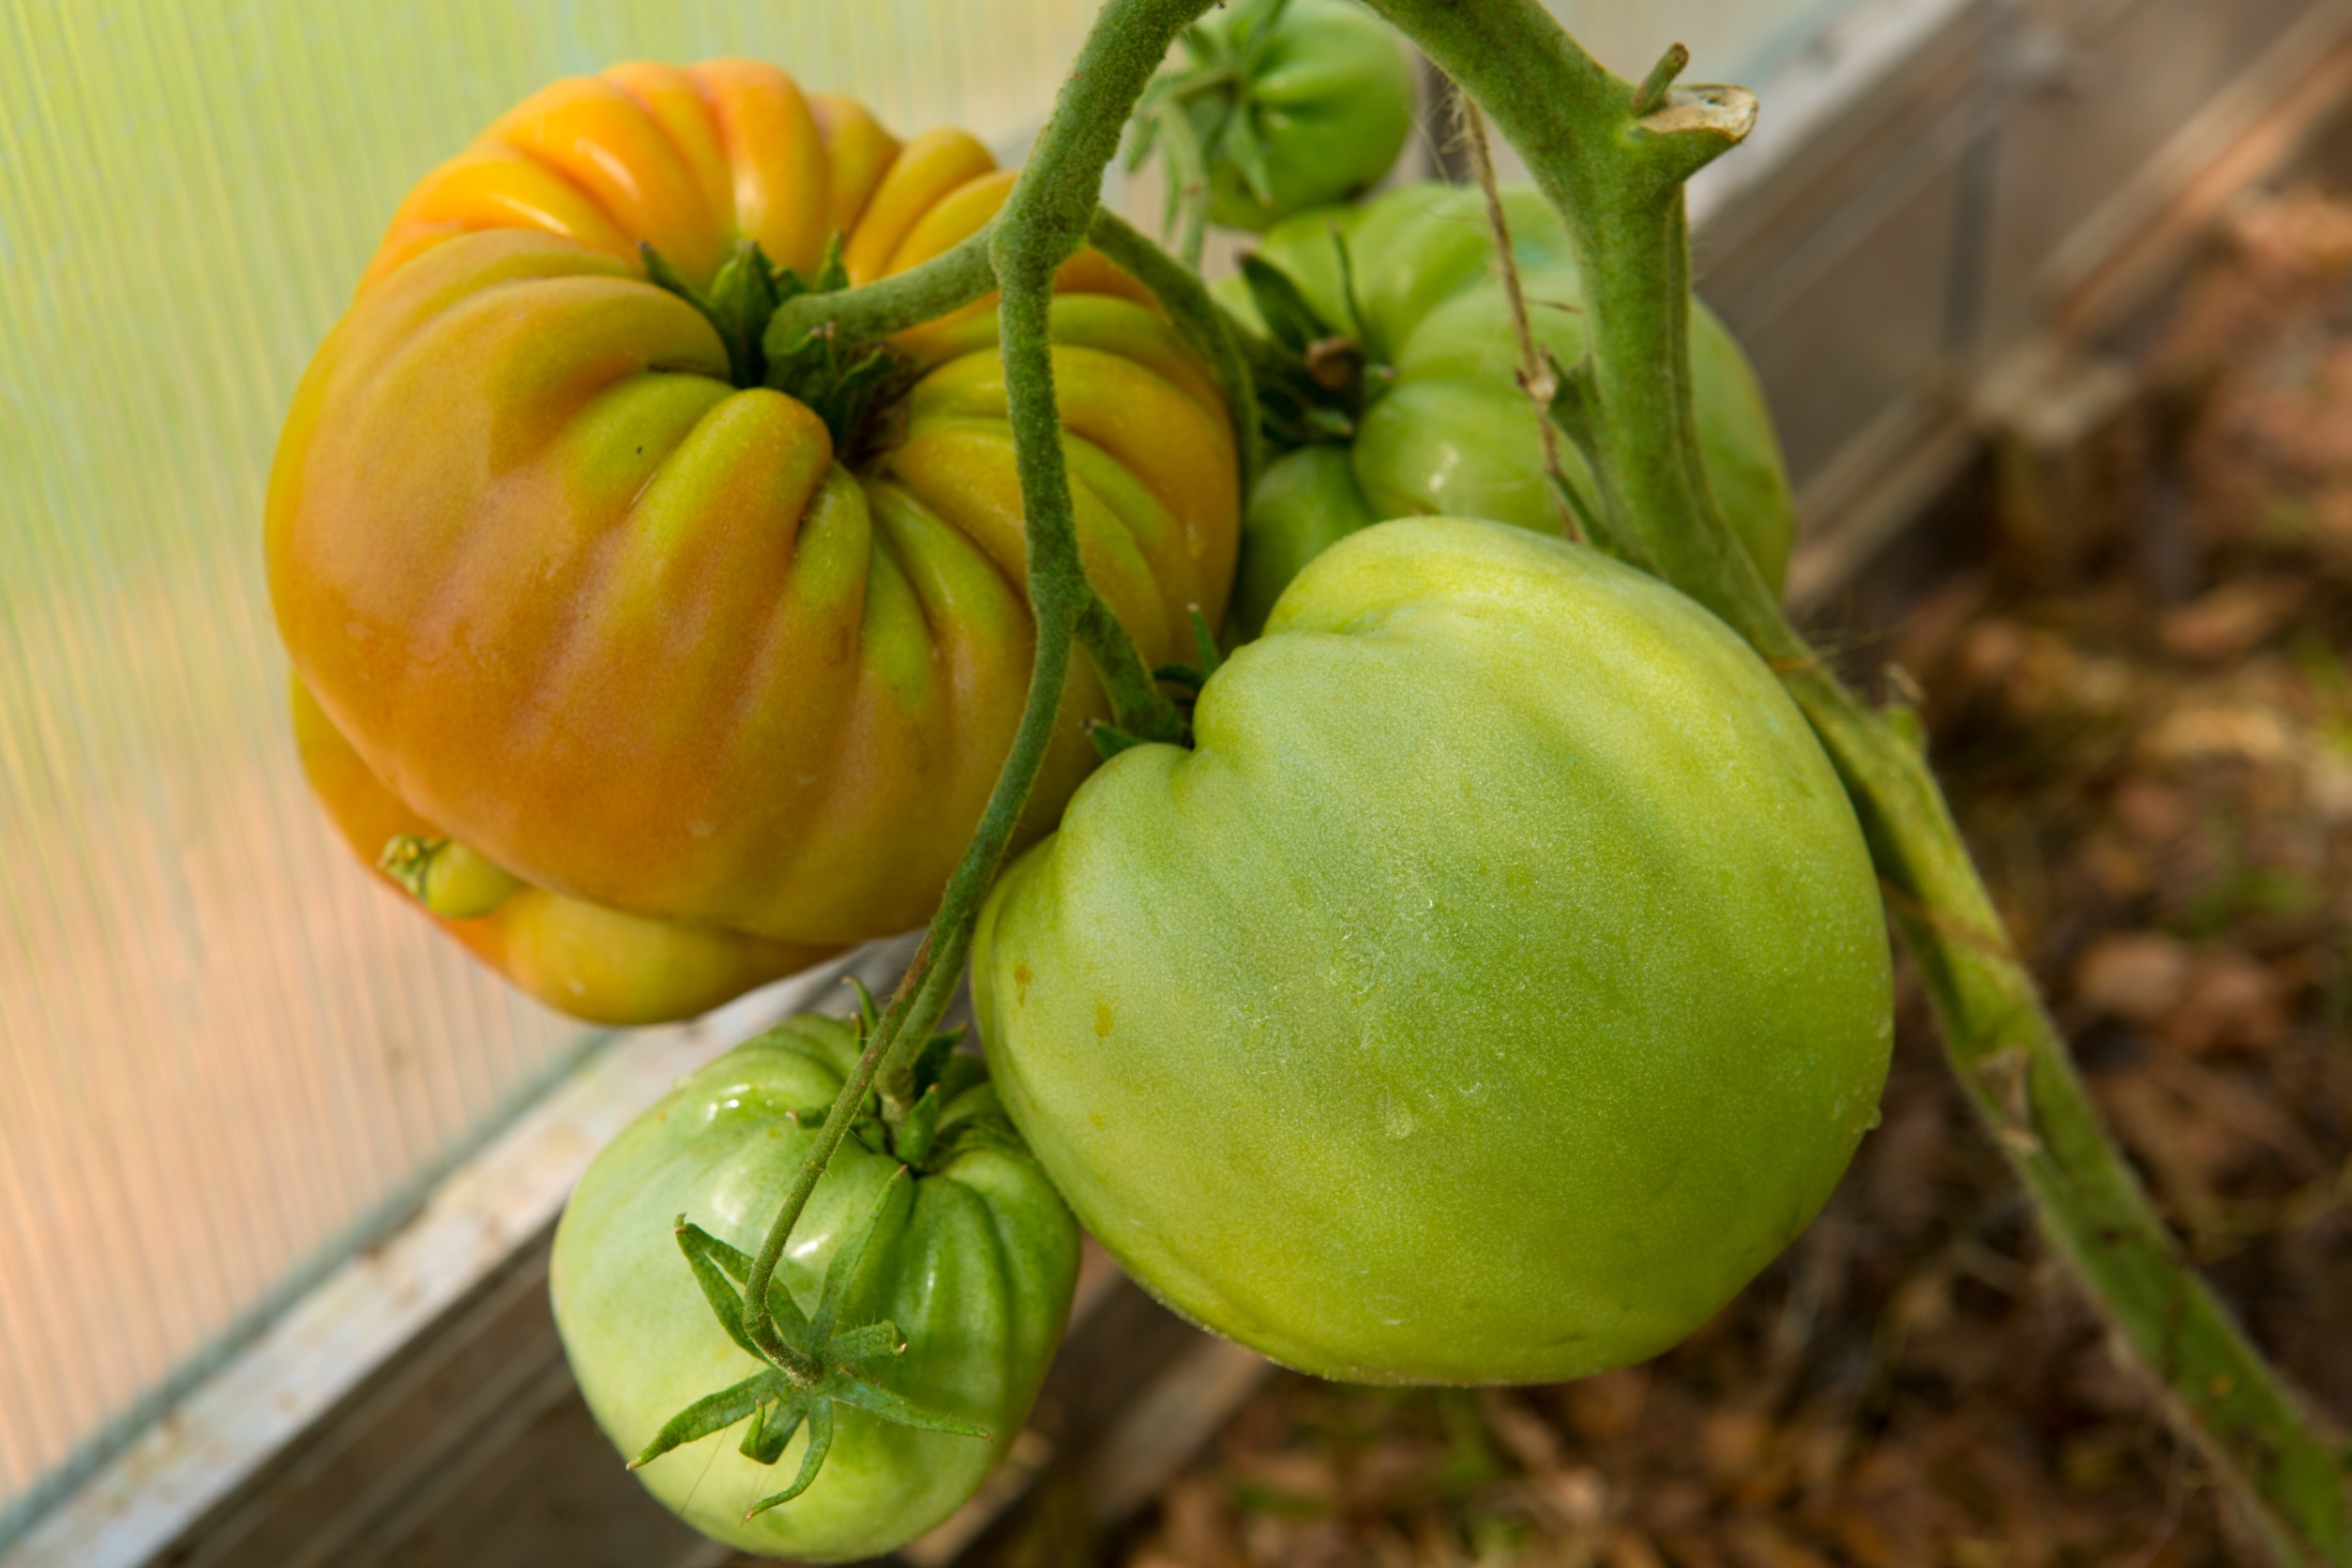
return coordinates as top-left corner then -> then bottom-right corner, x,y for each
739,0 -> 1219,1353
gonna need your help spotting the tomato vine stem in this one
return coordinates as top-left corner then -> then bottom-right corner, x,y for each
735,0 -> 1228,1368
1369,0 -> 2351,1559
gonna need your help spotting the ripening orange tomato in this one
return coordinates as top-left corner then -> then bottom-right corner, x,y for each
269,60 -> 1239,1023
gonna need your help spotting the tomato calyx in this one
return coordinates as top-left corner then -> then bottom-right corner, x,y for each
378,833 -> 520,919
635,1168 -> 990,1520
641,236 -> 908,461
1129,0 -> 1296,227
1231,244 -> 1394,457
815,980 -> 1014,1173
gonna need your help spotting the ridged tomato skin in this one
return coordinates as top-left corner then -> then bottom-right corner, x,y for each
974,518 -> 1892,1385
551,1017 -> 1078,1560
1220,183 -> 1796,635
268,60 -> 1238,1021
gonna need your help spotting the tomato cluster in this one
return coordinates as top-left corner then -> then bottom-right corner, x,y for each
1221,182 -> 1800,633
270,36 -> 1891,1566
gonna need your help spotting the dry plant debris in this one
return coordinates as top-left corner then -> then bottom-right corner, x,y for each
1115,191 -> 2352,1568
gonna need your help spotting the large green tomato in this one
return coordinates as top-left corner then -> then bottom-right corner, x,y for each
1223,183 -> 1800,634
972,518 -> 1891,1385
550,1016 -> 1078,1560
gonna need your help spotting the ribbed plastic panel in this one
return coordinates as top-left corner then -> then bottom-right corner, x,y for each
0,0 -> 1105,1528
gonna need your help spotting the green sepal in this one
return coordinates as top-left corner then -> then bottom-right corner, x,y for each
904,1025 -> 967,1103
1188,604 -> 1223,681
1087,721 -> 1153,761
641,240 -> 779,389
1882,702 -> 1929,756
894,1084 -> 946,1168
759,240 -> 907,457
746,1403 -> 834,1516
1232,249 -> 1382,455
378,835 -> 521,919
812,1168 -> 904,1345
1153,663 -> 1205,691
825,1319 -> 906,1364
628,1369 -> 782,1470
638,243 -> 700,307
648,1107 -> 981,1516
705,241 -> 782,387
1326,220 -> 1370,342
845,975 -> 883,1038
1240,253 -> 1334,357
675,1218 -> 811,1346
741,1395 -> 805,1465
1151,605 -> 1226,701
828,1372 -> 990,1439
1546,471 -> 1611,554
673,1219 -> 761,1360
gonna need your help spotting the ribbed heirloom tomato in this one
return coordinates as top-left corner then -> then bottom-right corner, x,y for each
268,60 -> 1239,1023
551,1014 -> 1078,1560
1222,183 -> 1797,633
973,518 -> 1893,1384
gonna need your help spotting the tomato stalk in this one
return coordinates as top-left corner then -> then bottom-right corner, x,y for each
732,0 -> 1233,1371
1370,0 -> 2352,1559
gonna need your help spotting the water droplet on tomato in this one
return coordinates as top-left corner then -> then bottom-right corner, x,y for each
1377,1089 -> 1414,1139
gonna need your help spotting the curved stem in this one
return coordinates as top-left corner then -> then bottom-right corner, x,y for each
762,222 -> 1000,356
1088,206 -> 1265,491
1372,0 -> 2351,1560
741,0 -> 1220,1352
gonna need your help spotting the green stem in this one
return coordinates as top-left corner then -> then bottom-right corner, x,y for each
762,223 -> 999,355
1088,206 -> 1264,491
741,0 -> 1220,1353
1373,1 -> 2351,1559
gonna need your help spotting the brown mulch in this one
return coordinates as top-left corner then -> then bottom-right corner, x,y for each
1113,192 -> 2352,1568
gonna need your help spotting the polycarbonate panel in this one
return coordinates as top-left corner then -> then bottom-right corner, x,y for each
0,0 -> 1100,1533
